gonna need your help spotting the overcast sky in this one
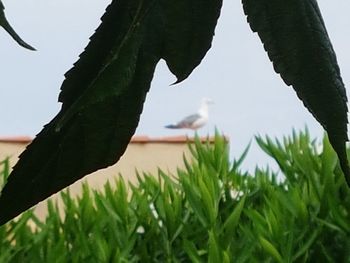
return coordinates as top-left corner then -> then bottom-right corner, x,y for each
1,0 -> 349,172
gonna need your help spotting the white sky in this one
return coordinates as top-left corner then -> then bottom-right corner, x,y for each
1,0 -> 349,172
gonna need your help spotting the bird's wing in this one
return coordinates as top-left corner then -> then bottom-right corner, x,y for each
0,0 -> 222,225
177,113 -> 202,127
243,0 -> 350,185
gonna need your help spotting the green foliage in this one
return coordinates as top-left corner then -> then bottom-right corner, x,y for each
1,131 -> 350,262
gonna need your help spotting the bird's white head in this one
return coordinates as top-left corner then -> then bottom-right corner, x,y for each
198,97 -> 214,117
201,97 -> 214,105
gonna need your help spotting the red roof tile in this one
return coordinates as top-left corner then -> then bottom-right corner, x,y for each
0,136 -> 32,144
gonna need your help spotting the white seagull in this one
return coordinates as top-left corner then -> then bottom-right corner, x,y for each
165,98 -> 214,130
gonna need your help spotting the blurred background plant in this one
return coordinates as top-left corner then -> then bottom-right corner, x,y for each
0,130 -> 349,262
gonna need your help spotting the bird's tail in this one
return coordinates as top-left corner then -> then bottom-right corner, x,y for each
165,124 -> 180,129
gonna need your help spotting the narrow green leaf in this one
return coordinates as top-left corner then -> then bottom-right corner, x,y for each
292,230 -> 319,261
183,239 -> 202,263
259,236 -> 283,263
222,196 -> 246,240
208,230 -> 221,263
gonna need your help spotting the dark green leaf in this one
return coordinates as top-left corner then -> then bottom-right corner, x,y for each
242,0 -> 350,185
0,0 -> 222,224
0,0 -> 35,50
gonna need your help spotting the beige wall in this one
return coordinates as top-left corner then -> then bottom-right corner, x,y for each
0,136 -> 199,220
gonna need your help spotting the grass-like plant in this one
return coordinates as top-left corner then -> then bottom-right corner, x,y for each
0,130 -> 349,262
